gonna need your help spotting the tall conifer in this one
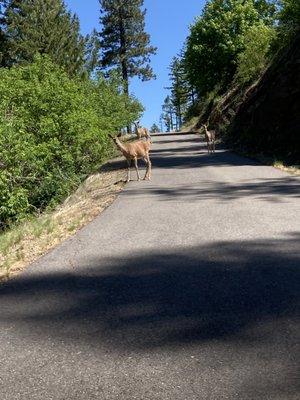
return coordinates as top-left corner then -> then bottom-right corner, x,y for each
99,0 -> 156,95
0,0 -> 86,75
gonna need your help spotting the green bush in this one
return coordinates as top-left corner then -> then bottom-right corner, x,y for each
236,22 -> 275,84
0,56 -> 142,228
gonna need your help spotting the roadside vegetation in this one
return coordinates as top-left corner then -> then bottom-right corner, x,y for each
0,56 -> 141,229
0,159 -> 126,280
0,0 -> 156,276
163,0 -> 299,166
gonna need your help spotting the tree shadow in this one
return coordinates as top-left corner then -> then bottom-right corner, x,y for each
149,133 -> 265,170
123,176 -> 300,203
150,144 -> 210,155
154,137 -> 201,145
1,235 -> 299,398
1,235 -> 299,349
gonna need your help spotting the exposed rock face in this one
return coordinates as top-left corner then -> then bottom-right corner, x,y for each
228,32 -> 300,163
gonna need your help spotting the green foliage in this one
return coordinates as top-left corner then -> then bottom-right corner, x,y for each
236,22 -> 276,83
0,0 -> 86,75
273,0 -> 300,46
167,0 -> 299,165
279,0 -> 300,27
85,28 -> 101,77
0,56 -> 142,228
99,0 -> 157,94
162,96 -> 176,132
184,0 -> 276,95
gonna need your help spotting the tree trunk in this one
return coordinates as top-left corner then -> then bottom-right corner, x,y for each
119,9 -> 131,134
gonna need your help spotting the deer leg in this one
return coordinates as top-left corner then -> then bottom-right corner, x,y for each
144,156 -> 152,180
148,158 -> 152,180
126,159 -> 131,183
143,157 -> 148,179
134,157 -> 140,181
143,157 -> 148,180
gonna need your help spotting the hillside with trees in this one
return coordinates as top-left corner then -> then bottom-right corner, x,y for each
0,0 -> 156,230
164,0 -> 299,163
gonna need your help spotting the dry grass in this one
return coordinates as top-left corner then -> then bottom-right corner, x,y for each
0,157 -> 127,281
180,117 -> 199,133
272,161 -> 300,175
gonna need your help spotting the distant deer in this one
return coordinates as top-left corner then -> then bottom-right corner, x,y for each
201,124 -> 216,154
134,121 -> 152,142
109,133 -> 152,182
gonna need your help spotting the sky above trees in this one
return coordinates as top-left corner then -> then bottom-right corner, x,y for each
65,0 -> 204,128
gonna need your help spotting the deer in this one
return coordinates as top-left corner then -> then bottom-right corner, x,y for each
108,133 -> 152,183
201,123 -> 216,154
133,121 -> 152,142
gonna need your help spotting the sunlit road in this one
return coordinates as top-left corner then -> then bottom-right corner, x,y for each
1,133 -> 299,399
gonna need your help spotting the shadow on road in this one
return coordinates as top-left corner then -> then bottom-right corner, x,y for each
1,234 -> 299,348
123,177 -> 300,203
1,234 -> 299,398
154,137 -> 201,145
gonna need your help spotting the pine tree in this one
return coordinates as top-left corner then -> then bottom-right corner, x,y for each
150,123 -> 160,133
0,0 -> 86,75
162,96 -> 175,132
159,114 -> 164,132
0,1 -> 7,66
85,28 -> 101,77
168,56 -> 192,129
0,22 -> 6,66
99,0 -> 156,95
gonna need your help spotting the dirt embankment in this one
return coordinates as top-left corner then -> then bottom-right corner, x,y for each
228,32 -> 300,163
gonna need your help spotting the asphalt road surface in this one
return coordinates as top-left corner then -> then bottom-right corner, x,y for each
1,133 -> 299,400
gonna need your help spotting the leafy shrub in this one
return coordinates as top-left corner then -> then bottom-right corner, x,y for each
0,56 -> 142,228
236,22 -> 275,84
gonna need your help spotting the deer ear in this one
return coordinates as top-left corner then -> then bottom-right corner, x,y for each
117,132 -> 122,138
108,134 -> 114,139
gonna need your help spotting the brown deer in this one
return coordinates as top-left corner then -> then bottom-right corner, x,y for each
201,124 -> 216,154
109,134 -> 152,182
133,121 -> 152,142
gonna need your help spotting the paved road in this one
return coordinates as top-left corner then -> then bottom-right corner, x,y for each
1,134 -> 300,400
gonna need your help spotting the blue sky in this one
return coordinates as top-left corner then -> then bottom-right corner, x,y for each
65,0 -> 205,129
